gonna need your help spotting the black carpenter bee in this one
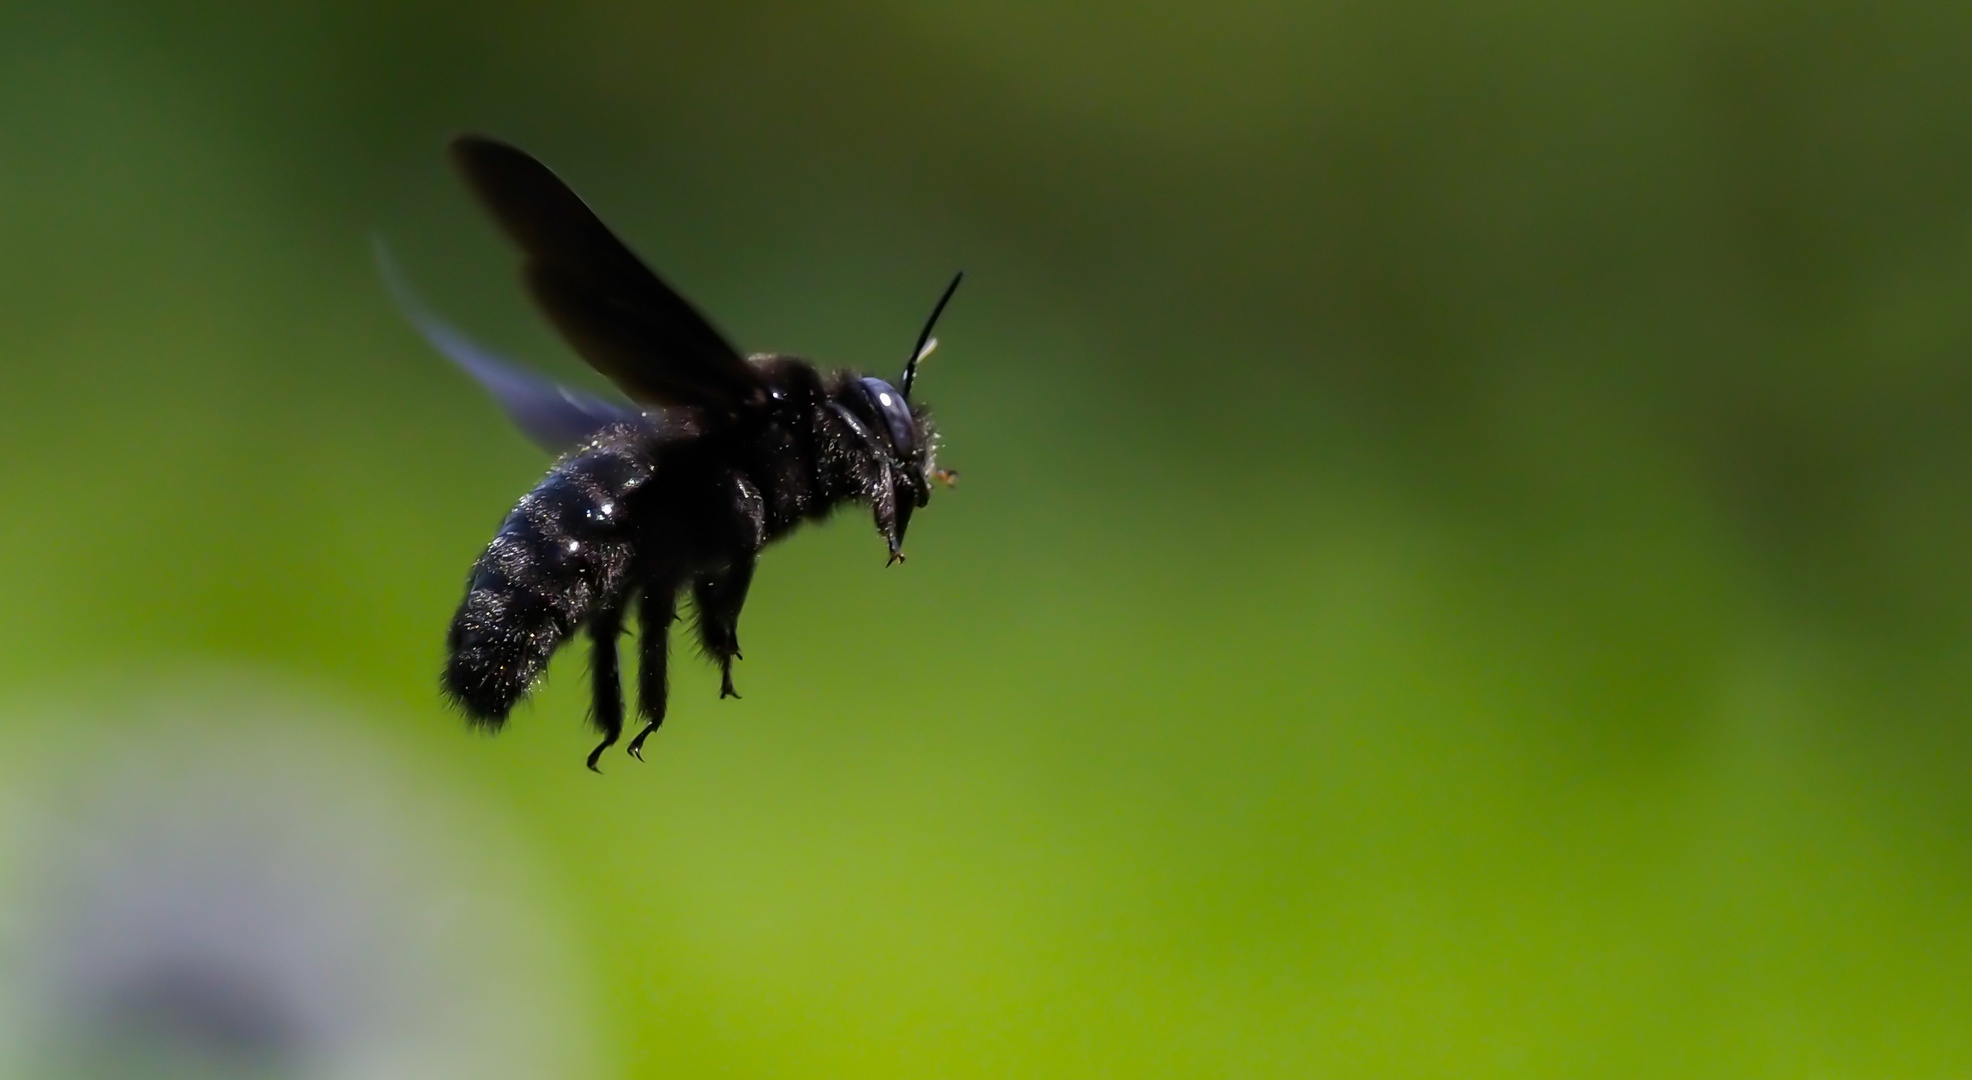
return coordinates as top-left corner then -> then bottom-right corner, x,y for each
383,135 -> 960,770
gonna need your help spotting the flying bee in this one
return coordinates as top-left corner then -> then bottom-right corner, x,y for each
383,135 -> 961,770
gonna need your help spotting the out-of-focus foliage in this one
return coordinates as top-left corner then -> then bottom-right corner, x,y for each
2,0 -> 1971,1075
0,683 -> 594,1080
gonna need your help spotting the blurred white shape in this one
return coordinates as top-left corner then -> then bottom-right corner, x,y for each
0,676 -> 599,1080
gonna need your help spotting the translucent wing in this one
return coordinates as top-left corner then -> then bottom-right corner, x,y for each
375,237 -> 643,454
449,135 -> 767,414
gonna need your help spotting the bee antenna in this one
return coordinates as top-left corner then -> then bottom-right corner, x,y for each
902,271 -> 963,400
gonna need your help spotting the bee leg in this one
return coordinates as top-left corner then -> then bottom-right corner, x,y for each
868,462 -> 905,565
583,606 -> 626,773
692,555 -> 757,700
627,584 -> 678,761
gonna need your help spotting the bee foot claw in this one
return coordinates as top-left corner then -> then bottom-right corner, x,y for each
626,723 -> 659,760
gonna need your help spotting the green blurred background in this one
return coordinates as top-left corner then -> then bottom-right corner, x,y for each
4,0 -> 1972,1075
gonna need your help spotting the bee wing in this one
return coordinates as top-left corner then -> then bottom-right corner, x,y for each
376,237 -> 646,454
449,135 -> 767,414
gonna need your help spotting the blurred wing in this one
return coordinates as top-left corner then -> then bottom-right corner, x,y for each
375,237 -> 644,454
449,135 -> 766,413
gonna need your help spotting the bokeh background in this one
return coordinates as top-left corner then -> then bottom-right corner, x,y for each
4,0 -> 1972,1075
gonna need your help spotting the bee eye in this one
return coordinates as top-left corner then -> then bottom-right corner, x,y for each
857,377 -> 917,453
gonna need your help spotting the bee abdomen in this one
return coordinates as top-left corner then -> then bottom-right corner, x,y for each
443,436 -> 651,725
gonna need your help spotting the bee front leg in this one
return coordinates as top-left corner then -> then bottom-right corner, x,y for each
692,556 -> 756,700
869,462 -> 905,565
626,583 -> 678,761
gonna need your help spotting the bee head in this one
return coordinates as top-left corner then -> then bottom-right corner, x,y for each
834,374 -> 934,562
836,271 -> 961,562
